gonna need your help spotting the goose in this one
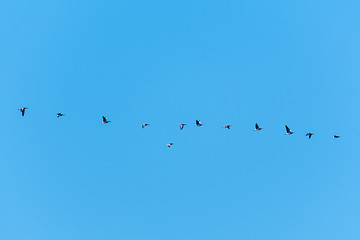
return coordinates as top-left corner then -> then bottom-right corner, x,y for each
179,124 -> 186,130
305,132 -> 313,139
57,113 -> 64,118
333,135 -> 340,139
141,123 -> 150,128
195,120 -> 203,127
285,125 -> 294,135
254,123 -> 262,131
102,116 -> 111,124
167,143 -> 174,148
223,125 -> 231,129
18,107 -> 27,116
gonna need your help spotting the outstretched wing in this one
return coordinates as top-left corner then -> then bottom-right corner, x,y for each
255,123 -> 259,129
102,116 -> 107,122
285,125 -> 290,133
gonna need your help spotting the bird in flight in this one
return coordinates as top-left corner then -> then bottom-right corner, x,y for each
18,107 -> 27,116
57,113 -> 64,118
305,132 -> 313,139
102,116 -> 111,124
254,123 -> 262,131
333,135 -> 340,139
167,143 -> 174,148
195,120 -> 203,127
179,124 -> 186,130
141,123 -> 150,128
285,125 -> 294,135
223,125 -> 231,129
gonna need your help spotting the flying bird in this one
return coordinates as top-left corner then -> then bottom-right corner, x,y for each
102,116 -> 111,124
141,123 -> 150,128
195,120 -> 203,127
57,113 -> 64,118
285,125 -> 294,135
179,124 -> 186,130
223,125 -> 231,129
254,123 -> 262,131
305,132 -> 313,139
18,107 -> 27,116
333,135 -> 340,139
167,143 -> 174,148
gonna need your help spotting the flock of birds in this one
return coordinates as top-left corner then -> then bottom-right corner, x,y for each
18,107 -> 342,147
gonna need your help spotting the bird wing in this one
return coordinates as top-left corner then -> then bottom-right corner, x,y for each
255,123 -> 259,129
102,116 -> 107,122
285,125 -> 290,132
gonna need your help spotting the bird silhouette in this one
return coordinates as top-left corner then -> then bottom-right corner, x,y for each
305,132 -> 313,139
141,123 -> 150,128
179,124 -> 186,130
254,123 -> 262,131
223,125 -> 231,129
333,135 -> 340,139
195,120 -> 203,127
57,113 -> 64,118
285,125 -> 294,135
102,116 -> 111,124
167,143 -> 174,148
18,107 -> 27,116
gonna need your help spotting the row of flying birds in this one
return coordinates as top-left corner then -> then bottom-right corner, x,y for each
18,107 -> 341,148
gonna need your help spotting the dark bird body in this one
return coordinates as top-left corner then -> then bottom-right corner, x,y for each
285,125 -> 294,135
18,107 -> 27,116
179,124 -> 186,130
305,132 -> 313,139
254,123 -> 262,131
102,116 -> 110,124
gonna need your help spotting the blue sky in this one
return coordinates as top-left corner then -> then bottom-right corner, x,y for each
1,0 -> 360,239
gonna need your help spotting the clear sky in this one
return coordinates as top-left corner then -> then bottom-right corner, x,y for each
1,0 -> 360,239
